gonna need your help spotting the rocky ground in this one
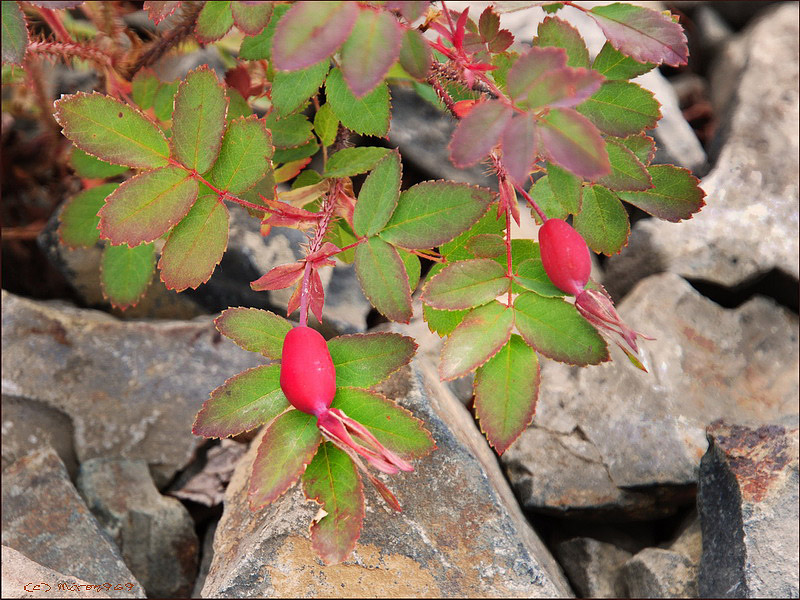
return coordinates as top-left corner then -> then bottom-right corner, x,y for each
2,2 -> 798,598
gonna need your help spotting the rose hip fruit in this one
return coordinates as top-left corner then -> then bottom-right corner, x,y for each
280,325 -> 336,416
538,218 -> 591,296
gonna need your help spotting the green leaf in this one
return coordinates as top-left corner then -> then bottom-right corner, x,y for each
331,388 -> 434,459
153,81 -> 179,122
592,41 -> 655,80
539,107 -> 610,180
302,442 -> 364,566
59,184 -> 118,248
239,2 -> 289,60
466,233 -> 505,258
514,292 -> 608,365
616,133 -> 656,165
379,181 -> 494,250
422,259 -> 508,310
576,81 -> 661,137
354,236 -> 412,323
272,60 -> 330,117
272,1 -> 358,71
54,92 -> 169,169
573,184 -> 630,256
547,162 -> 582,213
617,164 -> 706,222
474,335 -> 539,454
273,141 -> 318,164
70,147 -> 128,179
449,100 -> 512,168
542,3 -> 564,14
231,0 -> 273,36
226,88 -> 251,122
208,115 -> 273,195
131,69 -> 160,110
440,300 -> 513,380
440,209 -> 504,260
249,410 -> 321,508
326,67 -> 390,137
158,194 -> 229,291
324,146 -> 390,179
341,8 -> 403,98
534,16 -> 589,68
100,242 -> 155,310
595,138 -> 652,191
325,220 -> 357,263
2,1 -> 28,65
398,248 -> 421,292
170,67 -> 228,174
423,303 -> 468,337
530,175 -> 566,223
353,151 -> 401,237
515,257 -> 565,297
313,102 -> 339,147
329,332 -> 417,389
193,364 -> 290,438
263,111 -> 313,148
195,0 -> 233,42
214,307 -> 292,360
98,166 -> 198,246
399,28 -> 431,80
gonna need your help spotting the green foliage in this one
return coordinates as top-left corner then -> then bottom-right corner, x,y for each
214,307 -> 292,360
101,242 -> 155,310
59,184 -> 118,248
328,332 -> 416,389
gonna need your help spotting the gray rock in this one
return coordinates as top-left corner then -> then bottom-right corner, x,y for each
77,458 -> 199,598
1,290 -> 265,486
201,361 -> 572,597
2,395 -> 78,479
698,421 -> 799,598
502,273 -> 798,517
623,547 -> 697,598
607,4 -> 800,290
2,546 -> 113,599
1,447 -> 145,598
192,521 -> 218,599
554,537 -> 631,598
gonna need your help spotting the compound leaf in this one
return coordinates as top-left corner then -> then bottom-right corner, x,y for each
576,80 -> 661,138
616,164 -> 705,222
100,242 -> 155,310
353,151 -> 401,237
595,138 -> 652,191
515,257 -> 565,298
341,8 -> 403,98
59,183 -> 118,248
214,307 -> 292,360
324,146 -> 390,179
538,108 -> 609,180
272,59 -> 329,117
534,16 -> 589,68
573,184 -> 629,256
449,100 -> 512,168
70,147 -> 129,179
2,1 -> 28,65
440,300 -> 513,380
592,41 -> 655,80
231,0 -> 273,36
328,332 -> 417,389
354,236 -> 412,323
326,67 -> 390,137
399,28 -> 431,80
422,258 -> 508,310
208,115 -> 273,195
500,113 -> 538,186
195,0 -> 233,42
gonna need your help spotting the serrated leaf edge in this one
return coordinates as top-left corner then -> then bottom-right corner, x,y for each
328,332 -> 418,388
213,306 -> 291,360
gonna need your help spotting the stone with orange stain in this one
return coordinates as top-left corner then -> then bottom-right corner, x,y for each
200,361 -> 573,598
698,421 -> 799,598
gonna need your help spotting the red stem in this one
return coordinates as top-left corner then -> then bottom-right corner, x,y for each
504,204 -> 513,305
513,181 -> 548,223
37,7 -> 74,43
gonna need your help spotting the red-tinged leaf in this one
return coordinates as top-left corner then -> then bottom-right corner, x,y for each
195,0 -> 233,43
422,258 -> 508,310
272,1 -> 358,71
341,8 -> 403,98
170,66 -> 228,174
398,28 -> 431,80
54,92 -> 169,169
513,292 -> 609,365
100,242 -> 155,310
538,108 -> 610,180
328,332 -> 417,389
506,46 -> 566,103
59,183 -> 118,249
193,365 -> 290,439
573,184 -> 630,256
439,300 -> 513,381
143,1 -> 181,25
98,166 -> 198,246
331,388 -> 434,459
398,248 -> 421,292
231,0 -> 273,36
2,1 -> 29,65
325,67 -> 390,137
302,442 -> 364,565
529,175 -> 567,223
214,307 -> 291,360
595,138 -> 652,192
475,334 -> 539,454
250,262 -> 304,291
324,146 -> 390,179
286,281 -> 301,317
589,3 -> 688,67
249,410 -> 321,509
500,113 -> 538,186
28,1 -> 84,7
423,303 -> 468,337
353,151 -> 402,237
69,147 -> 128,179
354,236 -> 412,323
309,267 -> 325,323
534,16 -> 589,68
208,115 -> 273,195
592,41 -> 655,80
524,67 -> 605,111
159,194 -> 229,291
617,164 -> 706,222
547,162 -> 582,215
466,233 -> 505,258
379,181 -> 495,250
385,1 -> 428,23
576,81 -> 661,138
616,134 -> 656,166
449,100 -> 512,168
274,158 -> 311,183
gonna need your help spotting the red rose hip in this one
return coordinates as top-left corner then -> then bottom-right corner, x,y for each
538,218 -> 591,296
280,325 -> 336,416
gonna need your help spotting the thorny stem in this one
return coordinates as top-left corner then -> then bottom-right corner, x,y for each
37,7 -> 74,43
27,41 -> 115,71
513,181 -> 548,223
504,202 -> 513,305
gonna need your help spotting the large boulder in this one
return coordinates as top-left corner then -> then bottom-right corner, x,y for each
201,362 -> 572,598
